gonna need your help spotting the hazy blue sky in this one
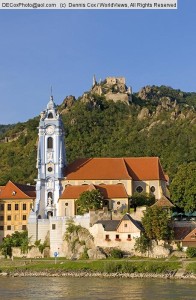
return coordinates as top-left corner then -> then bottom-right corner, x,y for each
0,1 -> 196,124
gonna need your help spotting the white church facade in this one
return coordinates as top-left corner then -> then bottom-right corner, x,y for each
28,96 -> 170,257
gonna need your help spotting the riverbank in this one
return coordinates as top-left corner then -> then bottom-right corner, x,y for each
0,269 -> 194,280
0,259 -> 195,280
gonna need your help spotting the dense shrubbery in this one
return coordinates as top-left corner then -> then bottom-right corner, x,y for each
186,247 -> 196,258
103,261 -> 179,274
0,231 -> 29,258
109,248 -> 124,259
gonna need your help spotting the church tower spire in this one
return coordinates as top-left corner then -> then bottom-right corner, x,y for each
34,95 -> 66,218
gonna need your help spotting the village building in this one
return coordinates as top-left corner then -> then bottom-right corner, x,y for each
0,181 -> 35,242
89,213 -> 144,253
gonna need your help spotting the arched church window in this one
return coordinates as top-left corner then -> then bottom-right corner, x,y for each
48,112 -> 53,119
47,137 -> 53,149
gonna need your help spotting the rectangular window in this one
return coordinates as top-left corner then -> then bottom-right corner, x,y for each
0,204 -> 4,211
0,226 -> 4,230
22,225 -> 27,230
127,234 -> 131,239
22,215 -> 27,221
124,224 -> 127,227
15,204 -> 19,210
115,234 -> 121,241
52,224 -> 56,230
23,203 -> 27,210
7,215 -> 11,221
7,204 -> 11,211
105,234 -> 110,241
7,225 -> 11,230
0,216 -> 4,221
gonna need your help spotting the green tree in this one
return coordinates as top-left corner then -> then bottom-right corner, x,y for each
0,231 -> 29,258
130,192 -> 155,209
134,233 -> 152,254
76,189 -> 104,215
170,162 -> 196,212
142,207 -> 173,243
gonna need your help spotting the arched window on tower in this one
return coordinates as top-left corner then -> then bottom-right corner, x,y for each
47,137 -> 53,149
48,192 -> 53,199
47,192 -> 53,206
48,112 -> 53,119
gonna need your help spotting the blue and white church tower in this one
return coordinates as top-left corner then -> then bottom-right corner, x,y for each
34,95 -> 66,218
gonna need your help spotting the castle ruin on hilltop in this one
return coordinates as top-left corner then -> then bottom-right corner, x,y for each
82,76 -> 132,104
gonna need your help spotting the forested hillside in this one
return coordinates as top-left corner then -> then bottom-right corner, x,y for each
0,84 -> 195,210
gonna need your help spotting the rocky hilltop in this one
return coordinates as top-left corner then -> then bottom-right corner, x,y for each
0,79 -> 195,186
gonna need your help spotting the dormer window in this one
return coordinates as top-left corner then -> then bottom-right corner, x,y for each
12,191 -> 16,195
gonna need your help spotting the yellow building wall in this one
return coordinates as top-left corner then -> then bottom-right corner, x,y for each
0,198 -> 34,242
132,180 -> 166,199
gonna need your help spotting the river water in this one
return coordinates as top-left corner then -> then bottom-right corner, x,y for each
0,277 -> 195,300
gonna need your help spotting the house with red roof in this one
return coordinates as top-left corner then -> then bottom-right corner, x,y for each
0,181 -> 35,242
60,157 -> 169,217
59,183 -> 128,217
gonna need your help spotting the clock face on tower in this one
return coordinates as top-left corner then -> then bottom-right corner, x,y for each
46,125 -> 55,135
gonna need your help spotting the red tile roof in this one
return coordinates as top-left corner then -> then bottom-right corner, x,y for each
0,181 -> 36,199
60,184 -> 95,199
95,184 -> 128,199
64,158 -> 131,180
0,186 -> 5,193
124,157 -> 166,181
64,157 -> 166,181
60,184 -> 128,200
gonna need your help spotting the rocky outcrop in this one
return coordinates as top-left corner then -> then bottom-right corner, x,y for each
137,107 -> 150,120
138,86 -> 153,100
148,245 -> 170,258
87,247 -> 106,259
60,95 -> 76,114
62,223 -> 107,260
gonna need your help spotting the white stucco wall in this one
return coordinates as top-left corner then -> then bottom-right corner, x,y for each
89,223 -> 141,252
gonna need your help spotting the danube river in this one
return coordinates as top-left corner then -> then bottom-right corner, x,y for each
0,277 -> 195,299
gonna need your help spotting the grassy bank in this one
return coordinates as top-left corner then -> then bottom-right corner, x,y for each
0,259 -> 184,274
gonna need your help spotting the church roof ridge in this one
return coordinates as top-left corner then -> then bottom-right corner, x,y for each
65,157 -> 166,181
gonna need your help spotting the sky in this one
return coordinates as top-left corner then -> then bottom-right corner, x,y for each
0,1 -> 196,124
